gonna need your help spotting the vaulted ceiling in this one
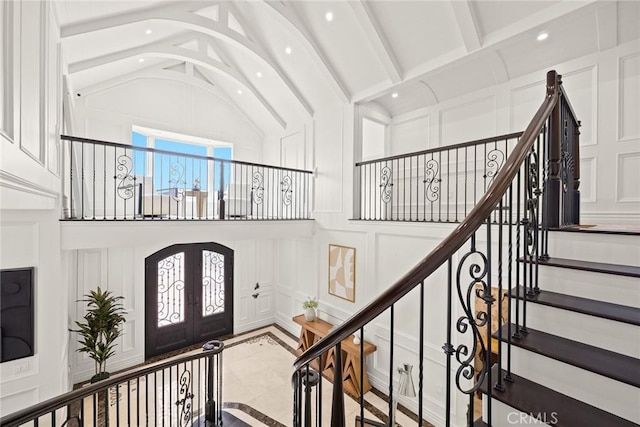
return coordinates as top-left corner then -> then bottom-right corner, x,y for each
55,0 -> 639,134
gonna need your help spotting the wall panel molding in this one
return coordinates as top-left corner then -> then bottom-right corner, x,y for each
618,52 -> 640,142
616,152 -> 640,202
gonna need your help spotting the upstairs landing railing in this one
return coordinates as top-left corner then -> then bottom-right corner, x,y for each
61,136 -> 312,222
355,86 -> 580,228
0,341 -> 224,427
293,70 -> 581,426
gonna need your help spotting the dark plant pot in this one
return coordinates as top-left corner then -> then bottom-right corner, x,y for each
90,371 -> 110,383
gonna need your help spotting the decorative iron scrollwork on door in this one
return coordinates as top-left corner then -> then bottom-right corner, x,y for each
202,250 -> 225,316
157,252 -> 186,327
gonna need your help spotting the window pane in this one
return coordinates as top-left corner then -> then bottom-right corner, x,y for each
157,252 -> 185,327
154,139 -> 208,191
132,131 -> 148,176
202,250 -> 225,317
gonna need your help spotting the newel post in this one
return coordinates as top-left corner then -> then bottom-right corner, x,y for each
545,70 -> 562,229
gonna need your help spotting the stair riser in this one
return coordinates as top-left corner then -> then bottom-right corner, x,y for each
533,268 -> 640,307
511,303 -> 640,358
482,398 -> 556,426
502,346 -> 640,423
547,233 -> 640,266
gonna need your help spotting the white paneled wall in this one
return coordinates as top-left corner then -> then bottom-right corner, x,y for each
373,41 -> 640,224
0,211 -> 65,416
68,237 -> 282,383
0,1 -> 61,209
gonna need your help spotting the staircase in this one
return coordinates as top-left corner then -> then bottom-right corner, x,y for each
480,227 -> 640,426
292,70 -> 640,426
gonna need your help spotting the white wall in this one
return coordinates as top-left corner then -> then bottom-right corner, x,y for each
0,211 -> 67,415
67,236 -> 284,383
72,78 -> 264,162
383,41 -> 640,225
0,1 -> 67,415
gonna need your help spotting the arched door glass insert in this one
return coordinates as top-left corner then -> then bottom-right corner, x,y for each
145,243 -> 233,359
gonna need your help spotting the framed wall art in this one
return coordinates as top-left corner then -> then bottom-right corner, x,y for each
328,244 -> 355,302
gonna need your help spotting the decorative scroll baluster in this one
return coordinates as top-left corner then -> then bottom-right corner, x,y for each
176,368 -> 195,427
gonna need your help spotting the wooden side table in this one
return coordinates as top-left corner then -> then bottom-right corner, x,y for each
293,315 -> 376,398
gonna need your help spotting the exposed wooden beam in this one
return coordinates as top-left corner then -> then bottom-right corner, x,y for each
450,0 -> 482,52
62,4 -> 313,117
264,0 -> 350,102
348,0 -> 402,84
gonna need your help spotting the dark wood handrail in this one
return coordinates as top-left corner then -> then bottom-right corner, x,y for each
0,343 -> 223,426
294,70 -> 562,371
355,131 -> 524,166
60,134 -> 313,174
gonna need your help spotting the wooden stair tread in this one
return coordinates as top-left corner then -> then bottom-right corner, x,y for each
523,257 -> 640,278
495,324 -> 640,388
511,286 -> 640,326
480,366 -> 637,427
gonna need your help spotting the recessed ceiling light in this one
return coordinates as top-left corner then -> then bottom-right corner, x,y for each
391,92 -> 398,98
537,32 -> 548,41
138,58 -> 145,63
325,11 -> 334,22
285,46 -> 292,55
145,29 -> 152,35
237,89 -> 243,95
256,71 -> 262,78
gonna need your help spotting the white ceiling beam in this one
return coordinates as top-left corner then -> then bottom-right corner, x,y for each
348,0 -> 402,84
264,1 -> 350,102
596,1 -> 617,52
224,2 -> 314,116
450,0 -> 482,52
69,43 -> 287,129
481,0 -> 598,46
75,61 -> 266,137
61,6 -> 313,117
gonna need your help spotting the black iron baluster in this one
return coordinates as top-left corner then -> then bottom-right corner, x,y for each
80,141 -> 85,219
496,199 -> 505,392
359,327 -> 364,424
506,184 -> 514,382
514,170 -> 522,340
419,280 -> 425,425
388,304 -> 394,425
444,258 -> 453,427
116,381 -> 120,427
331,343 -> 345,427
317,355 -> 323,427
92,143 -> 96,219
486,217 -> 493,424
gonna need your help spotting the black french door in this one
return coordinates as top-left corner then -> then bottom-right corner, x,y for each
145,242 -> 233,359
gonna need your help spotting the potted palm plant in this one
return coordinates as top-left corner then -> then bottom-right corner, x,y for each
72,287 -> 127,383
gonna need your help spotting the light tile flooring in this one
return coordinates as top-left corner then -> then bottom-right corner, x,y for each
217,325 -> 420,426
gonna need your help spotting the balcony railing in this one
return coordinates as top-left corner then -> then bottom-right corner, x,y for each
355,132 -> 524,223
61,135 -> 312,221
0,340 -> 224,427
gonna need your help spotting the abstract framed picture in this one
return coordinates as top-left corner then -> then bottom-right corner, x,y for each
328,244 -> 355,302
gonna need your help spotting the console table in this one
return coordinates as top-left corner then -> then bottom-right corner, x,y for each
293,315 -> 376,398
